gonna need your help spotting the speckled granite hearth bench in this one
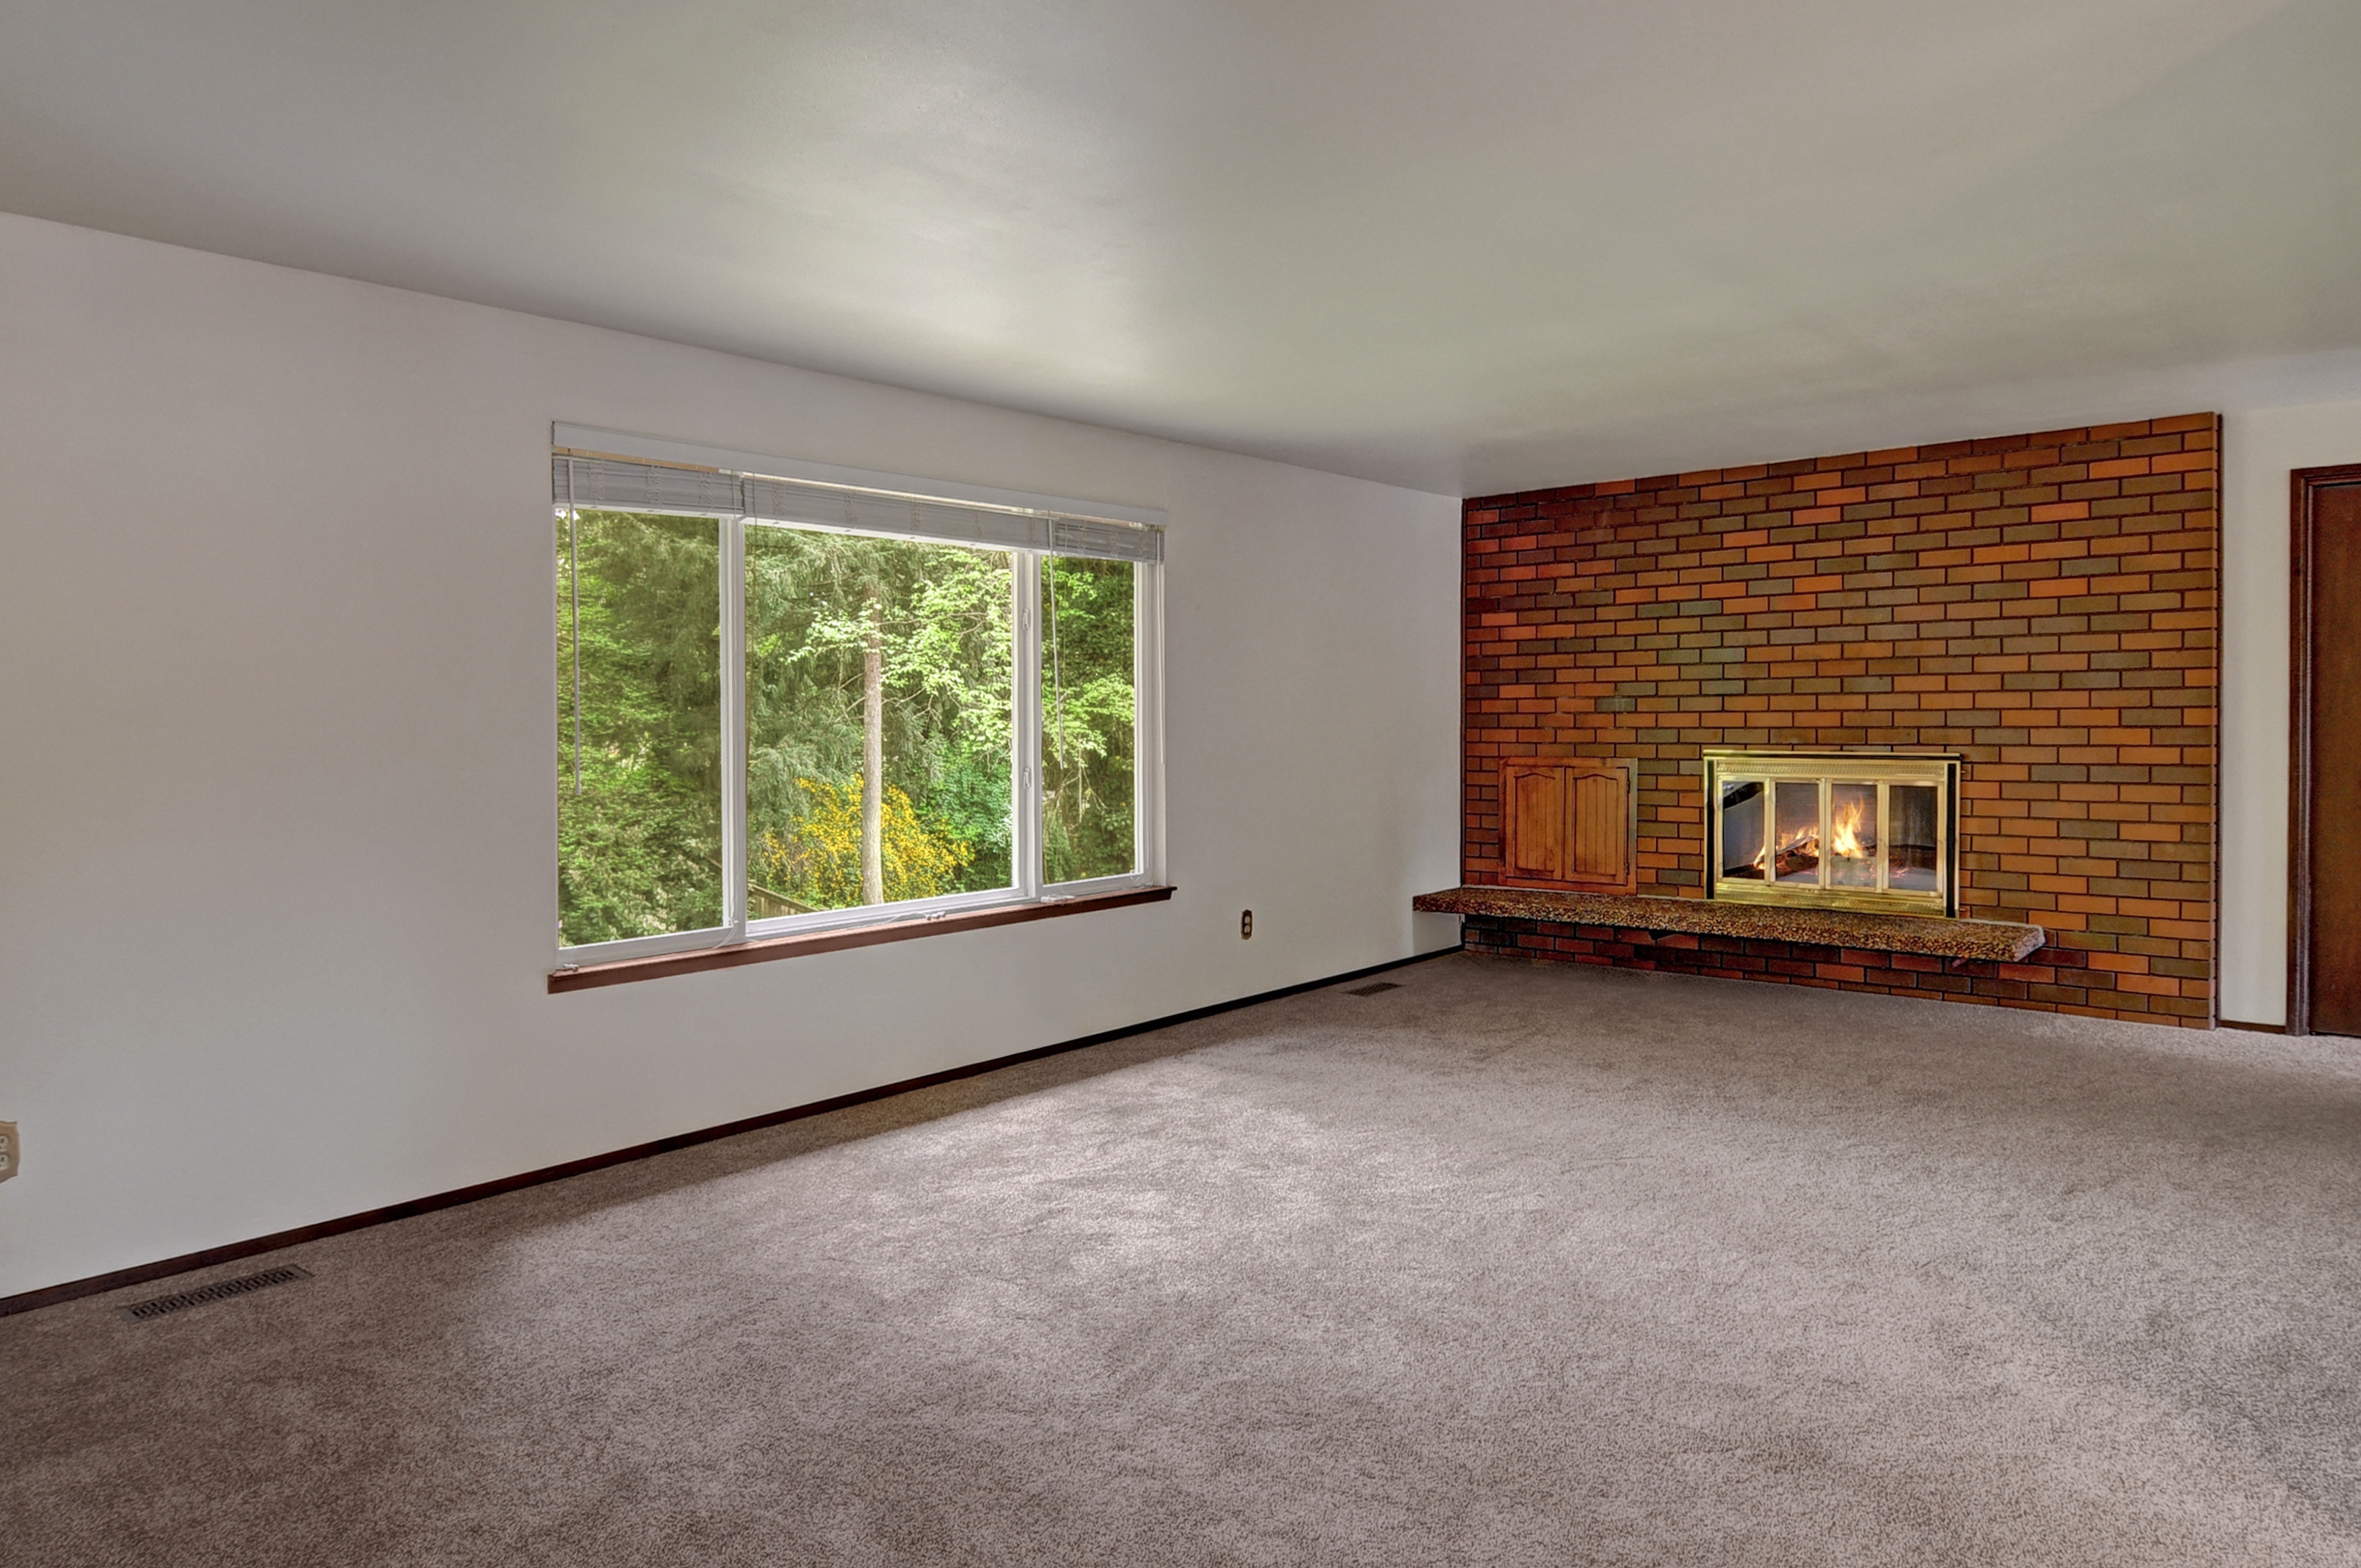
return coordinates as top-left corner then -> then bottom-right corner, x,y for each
1413,886 -> 2045,964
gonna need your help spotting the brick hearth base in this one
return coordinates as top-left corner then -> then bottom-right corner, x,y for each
1461,915 -> 2117,1015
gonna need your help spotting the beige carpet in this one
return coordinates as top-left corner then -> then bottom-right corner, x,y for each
11,954 -> 2361,1566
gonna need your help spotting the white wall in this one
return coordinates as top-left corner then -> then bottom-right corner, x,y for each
2219,398 -> 2361,1026
0,215 -> 1462,1299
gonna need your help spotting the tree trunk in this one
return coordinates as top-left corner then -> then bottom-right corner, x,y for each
861,589 -> 885,906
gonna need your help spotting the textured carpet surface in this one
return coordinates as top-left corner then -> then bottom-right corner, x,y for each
10,954 -> 2361,1565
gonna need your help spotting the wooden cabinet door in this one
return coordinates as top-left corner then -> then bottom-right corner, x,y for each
1568,765 -> 1633,886
1500,758 -> 1635,892
1504,763 -> 1570,882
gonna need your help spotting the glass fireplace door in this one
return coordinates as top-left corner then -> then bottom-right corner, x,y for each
1704,752 -> 1959,915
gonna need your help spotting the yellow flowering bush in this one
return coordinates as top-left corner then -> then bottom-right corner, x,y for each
758,775 -> 971,908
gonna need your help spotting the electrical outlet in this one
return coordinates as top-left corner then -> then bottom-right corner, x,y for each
1240,909 -> 1253,940
0,1122 -> 17,1183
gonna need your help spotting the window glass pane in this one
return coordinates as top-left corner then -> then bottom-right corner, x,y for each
556,509 -> 725,945
1829,782 -> 1878,888
745,526 -> 1014,913
1042,557 -> 1137,883
1889,784 -> 1940,892
1719,779 -> 1766,880
1773,780 -> 1821,885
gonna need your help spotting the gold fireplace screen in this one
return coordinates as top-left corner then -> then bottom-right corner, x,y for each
1703,750 -> 1961,917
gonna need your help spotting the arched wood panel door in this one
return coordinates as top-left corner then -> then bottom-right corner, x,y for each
2293,464 -> 2361,1036
1498,758 -> 1636,893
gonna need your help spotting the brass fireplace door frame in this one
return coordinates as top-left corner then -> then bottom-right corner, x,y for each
1702,750 -> 1962,918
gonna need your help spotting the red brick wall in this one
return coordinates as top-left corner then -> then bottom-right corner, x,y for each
1462,415 -> 2220,1026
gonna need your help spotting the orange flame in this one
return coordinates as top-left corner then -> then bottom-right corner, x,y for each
1830,796 -> 1868,859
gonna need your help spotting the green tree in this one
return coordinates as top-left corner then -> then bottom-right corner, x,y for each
744,527 -> 1013,909
557,512 -> 1135,941
1042,557 -> 1136,882
556,510 -> 724,944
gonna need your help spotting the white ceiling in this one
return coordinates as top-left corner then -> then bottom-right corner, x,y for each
4,0 -> 2357,495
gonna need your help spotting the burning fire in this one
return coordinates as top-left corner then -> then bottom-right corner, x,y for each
1830,796 -> 1868,860
1751,796 -> 1871,878
1761,825 -> 1818,877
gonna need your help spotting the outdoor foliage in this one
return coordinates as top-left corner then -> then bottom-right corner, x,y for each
744,524 -> 1013,912
556,511 -> 725,943
1042,557 -> 1136,882
557,510 -> 1136,947
757,776 -> 970,907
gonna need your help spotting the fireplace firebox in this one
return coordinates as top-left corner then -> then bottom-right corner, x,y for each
1703,750 -> 1961,917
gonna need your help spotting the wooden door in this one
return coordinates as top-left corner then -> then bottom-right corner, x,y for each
2298,468 -> 2361,1034
1499,758 -> 1636,893
1569,767 -> 1629,885
1504,762 -> 1570,882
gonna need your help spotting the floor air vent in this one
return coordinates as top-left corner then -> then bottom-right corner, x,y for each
1345,981 -> 1402,996
120,1265 -> 312,1321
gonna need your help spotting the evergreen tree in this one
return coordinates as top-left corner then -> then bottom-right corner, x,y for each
556,511 -> 1136,945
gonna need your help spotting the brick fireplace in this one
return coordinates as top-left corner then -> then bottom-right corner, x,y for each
1457,415 -> 2220,1026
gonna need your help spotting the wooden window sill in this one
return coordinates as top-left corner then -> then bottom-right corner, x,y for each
548,885 -> 1175,992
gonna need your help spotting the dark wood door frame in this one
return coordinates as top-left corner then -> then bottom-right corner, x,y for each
2288,463 -> 2361,1035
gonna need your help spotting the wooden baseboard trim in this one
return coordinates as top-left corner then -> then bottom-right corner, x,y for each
2217,1018 -> 2289,1034
1,945 -> 1463,1319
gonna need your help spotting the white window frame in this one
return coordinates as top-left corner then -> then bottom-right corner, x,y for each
552,427 -> 1165,966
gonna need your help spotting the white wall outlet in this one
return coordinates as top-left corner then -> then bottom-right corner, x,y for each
0,1122 -> 16,1183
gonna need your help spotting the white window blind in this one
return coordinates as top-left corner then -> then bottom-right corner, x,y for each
553,455 -> 1162,564
553,456 -> 744,518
